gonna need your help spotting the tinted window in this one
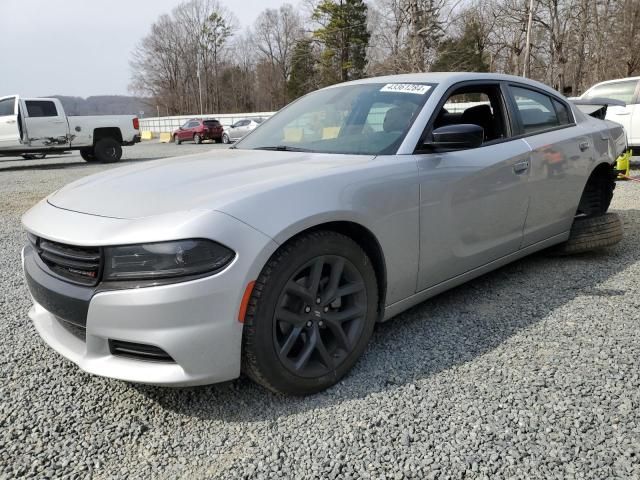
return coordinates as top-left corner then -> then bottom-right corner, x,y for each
26,100 -> 58,117
512,86 -> 560,134
187,121 -> 199,128
0,97 -> 15,116
583,80 -> 638,104
552,99 -> 571,125
203,120 -> 220,127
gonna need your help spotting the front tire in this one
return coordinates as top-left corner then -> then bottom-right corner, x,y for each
242,231 -> 378,395
222,133 -> 230,144
194,134 -> 202,144
174,135 -> 181,145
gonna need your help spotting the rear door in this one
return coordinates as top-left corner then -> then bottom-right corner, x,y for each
506,84 -> 589,246
20,99 -> 69,148
0,95 -> 21,149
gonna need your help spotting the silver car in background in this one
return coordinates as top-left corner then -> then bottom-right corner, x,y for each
222,118 -> 264,144
22,73 -> 626,395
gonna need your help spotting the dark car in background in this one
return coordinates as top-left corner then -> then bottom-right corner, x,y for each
173,118 -> 223,144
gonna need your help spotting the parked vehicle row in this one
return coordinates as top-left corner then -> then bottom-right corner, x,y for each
22,72 -> 626,395
0,96 -> 140,162
171,117 -> 265,145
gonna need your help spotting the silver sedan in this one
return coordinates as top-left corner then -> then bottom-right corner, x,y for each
222,118 -> 265,144
22,73 -> 626,395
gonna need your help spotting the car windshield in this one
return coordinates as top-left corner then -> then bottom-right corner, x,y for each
236,83 -> 435,155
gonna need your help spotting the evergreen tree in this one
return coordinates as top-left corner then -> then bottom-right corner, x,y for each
313,0 -> 370,85
431,19 -> 489,73
287,39 -> 318,100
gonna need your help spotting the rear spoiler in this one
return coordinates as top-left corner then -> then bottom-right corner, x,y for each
570,97 -> 626,119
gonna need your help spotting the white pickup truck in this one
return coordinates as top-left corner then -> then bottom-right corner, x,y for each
0,95 -> 140,163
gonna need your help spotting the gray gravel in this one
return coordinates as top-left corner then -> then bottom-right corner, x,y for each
1,146 -> 640,479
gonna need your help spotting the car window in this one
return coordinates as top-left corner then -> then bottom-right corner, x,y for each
583,80 -> 638,104
511,86 -> 561,134
181,121 -> 191,129
552,99 -> 572,125
25,100 -> 58,117
203,120 -> 220,127
187,121 -> 199,128
0,97 -> 16,116
237,83 -> 434,155
432,87 -> 508,144
240,120 -> 250,127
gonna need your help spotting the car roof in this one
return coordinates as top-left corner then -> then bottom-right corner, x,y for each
587,77 -> 640,88
326,72 -> 563,97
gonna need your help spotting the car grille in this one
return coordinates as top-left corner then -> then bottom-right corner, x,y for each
31,235 -> 102,286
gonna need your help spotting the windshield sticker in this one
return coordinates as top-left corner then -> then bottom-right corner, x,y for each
380,84 -> 431,95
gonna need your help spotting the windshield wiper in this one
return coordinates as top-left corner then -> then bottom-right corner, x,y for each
252,145 -> 314,152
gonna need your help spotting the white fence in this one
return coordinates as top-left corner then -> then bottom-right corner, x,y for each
139,112 -> 276,134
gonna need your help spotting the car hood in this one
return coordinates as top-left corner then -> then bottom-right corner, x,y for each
48,148 -> 373,219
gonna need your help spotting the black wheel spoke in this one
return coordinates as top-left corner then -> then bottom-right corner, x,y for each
325,321 -> 350,351
285,280 -> 314,304
314,331 -> 334,368
308,256 -> 325,297
322,258 -> 345,303
336,281 -> 364,298
325,305 -> 365,323
279,326 -> 303,357
294,332 -> 316,371
275,307 -> 307,327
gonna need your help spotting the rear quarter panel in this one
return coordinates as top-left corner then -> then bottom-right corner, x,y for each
68,115 -> 137,146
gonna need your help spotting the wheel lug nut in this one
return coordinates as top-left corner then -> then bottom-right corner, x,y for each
323,306 -> 329,313
319,321 -> 324,327
316,297 -> 321,304
306,321 -> 313,327
304,306 -> 311,313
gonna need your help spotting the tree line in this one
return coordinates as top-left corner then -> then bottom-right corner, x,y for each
130,0 -> 640,116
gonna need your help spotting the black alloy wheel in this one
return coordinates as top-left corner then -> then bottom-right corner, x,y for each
242,230 -> 378,395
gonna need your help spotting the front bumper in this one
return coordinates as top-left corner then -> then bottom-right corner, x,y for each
22,202 -> 278,386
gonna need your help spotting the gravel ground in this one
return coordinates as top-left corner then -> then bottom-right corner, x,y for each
1,145 -> 639,479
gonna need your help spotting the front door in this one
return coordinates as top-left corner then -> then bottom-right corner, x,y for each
0,96 -> 21,150
416,83 -> 531,291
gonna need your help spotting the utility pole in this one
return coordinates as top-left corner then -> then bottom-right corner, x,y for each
523,0 -> 535,78
197,56 -> 204,115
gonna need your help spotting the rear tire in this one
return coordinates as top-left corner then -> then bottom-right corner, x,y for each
93,138 -> 122,163
557,213 -> 623,255
80,148 -> 97,162
242,230 -> 378,395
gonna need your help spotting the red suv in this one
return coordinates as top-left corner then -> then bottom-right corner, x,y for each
172,119 -> 224,145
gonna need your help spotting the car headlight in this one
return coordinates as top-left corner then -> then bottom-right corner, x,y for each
103,239 -> 235,281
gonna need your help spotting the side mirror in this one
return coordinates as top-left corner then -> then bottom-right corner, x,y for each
424,124 -> 484,151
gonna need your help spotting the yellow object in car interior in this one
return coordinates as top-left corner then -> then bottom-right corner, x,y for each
284,128 -> 303,142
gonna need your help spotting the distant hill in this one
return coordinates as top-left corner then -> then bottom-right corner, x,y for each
51,95 -> 153,117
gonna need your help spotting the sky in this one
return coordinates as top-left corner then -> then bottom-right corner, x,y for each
0,0 -> 285,98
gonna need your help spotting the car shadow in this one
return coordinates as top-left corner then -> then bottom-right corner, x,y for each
131,208 -> 639,422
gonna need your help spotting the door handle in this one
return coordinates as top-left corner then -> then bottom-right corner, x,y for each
513,160 -> 530,174
579,141 -> 590,151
